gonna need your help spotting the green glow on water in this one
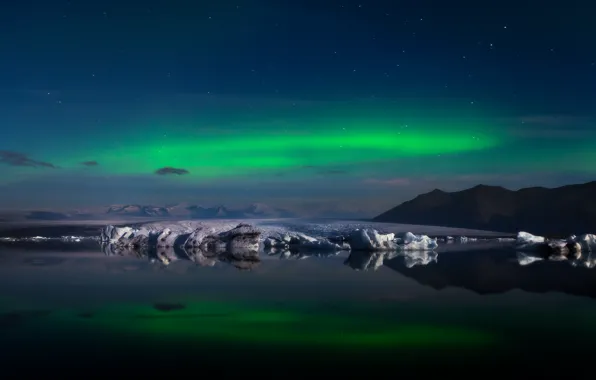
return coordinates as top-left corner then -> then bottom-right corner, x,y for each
44,301 -> 496,349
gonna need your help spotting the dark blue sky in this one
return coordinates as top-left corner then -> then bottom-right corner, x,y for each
2,1 -> 593,104
1,0 -> 595,216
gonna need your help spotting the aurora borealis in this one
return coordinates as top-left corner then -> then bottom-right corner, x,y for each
1,0 -> 595,214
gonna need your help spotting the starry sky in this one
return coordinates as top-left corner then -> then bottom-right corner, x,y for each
0,0 -> 595,216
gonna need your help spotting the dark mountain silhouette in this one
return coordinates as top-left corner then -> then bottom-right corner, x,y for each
373,181 -> 596,236
384,249 -> 596,299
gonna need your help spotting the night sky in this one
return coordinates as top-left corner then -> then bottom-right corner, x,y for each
1,0 -> 595,216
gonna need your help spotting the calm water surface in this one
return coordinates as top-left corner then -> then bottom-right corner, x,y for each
1,240 -> 595,376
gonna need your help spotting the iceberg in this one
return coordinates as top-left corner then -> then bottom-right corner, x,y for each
156,228 -> 180,248
454,236 -> 477,244
346,229 -> 437,251
515,231 -> 546,250
349,229 -> 397,250
516,231 -> 582,255
199,223 -> 261,254
514,231 -> 596,267
183,226 -> 216,247
401,232 -> 439,251
101,225 -> 138,243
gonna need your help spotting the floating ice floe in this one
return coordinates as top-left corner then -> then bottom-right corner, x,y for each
401,231 -> 439,251
514,231 -> 596,268
349,229 -> 398,250
455,236 -> 477,244
347,229 -> 437,251
515,231 -> 547,250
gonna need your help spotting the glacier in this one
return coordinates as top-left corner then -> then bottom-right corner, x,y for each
96,221 -> 442,269
99,221 -> 440,253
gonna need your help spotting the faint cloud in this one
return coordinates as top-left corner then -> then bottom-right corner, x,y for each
519,115 -> 591,126
155,167 -> 190,175
510,115 -> 595,139
317,169 -> 349,176
272,165 -> 349,177
364,178 -> 411,186
81,161 -> 99,166
0,151 -> 57,168
449,174 -> 523,182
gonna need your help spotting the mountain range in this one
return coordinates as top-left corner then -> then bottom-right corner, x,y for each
373,181 -> 596,236
18,203 -> 298,220
104,202 -> 298,218
6,201 -> 371,222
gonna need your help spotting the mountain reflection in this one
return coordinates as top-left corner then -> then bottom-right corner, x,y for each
384,249 -> 596,299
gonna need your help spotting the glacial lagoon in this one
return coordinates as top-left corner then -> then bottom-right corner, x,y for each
1,219 -> 595,376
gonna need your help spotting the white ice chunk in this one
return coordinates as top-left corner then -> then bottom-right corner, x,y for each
263,237 -> 288,248
263,231 -> 344,251
401,232 -> 438,251
289,232 -> 344,251
349,229 -> 397,250
516,231 -> 547,251
100,225 -> 143,242
183,227 -> 216,247
156,228 -> 179,247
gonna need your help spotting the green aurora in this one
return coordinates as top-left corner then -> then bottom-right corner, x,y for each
81,125 -> 499,178
2,98 -> 595,209
7,104 -> 595,182
9,106 -> 508,178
